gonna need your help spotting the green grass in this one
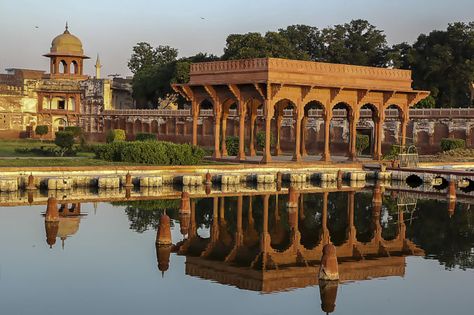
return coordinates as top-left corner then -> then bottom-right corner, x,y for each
0,158 -> 138,167
0,139 -> 228,167
0,139 -> 56,157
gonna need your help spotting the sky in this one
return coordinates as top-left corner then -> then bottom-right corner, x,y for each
0,0 -> 473,77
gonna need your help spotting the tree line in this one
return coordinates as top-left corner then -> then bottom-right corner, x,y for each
128,19 -> 474,109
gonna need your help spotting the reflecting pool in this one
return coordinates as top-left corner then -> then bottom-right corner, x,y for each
0,185 -> 473,315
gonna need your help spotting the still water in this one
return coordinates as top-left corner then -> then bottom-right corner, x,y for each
0,187 -> 473,315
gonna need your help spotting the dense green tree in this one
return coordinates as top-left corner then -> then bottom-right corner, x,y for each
279,24 -> 324,61
409,22 -> 474,107
321,19 -> 388,66
222,31 -> 308,60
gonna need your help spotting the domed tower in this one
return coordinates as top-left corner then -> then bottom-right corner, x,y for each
43,23 -> 89,79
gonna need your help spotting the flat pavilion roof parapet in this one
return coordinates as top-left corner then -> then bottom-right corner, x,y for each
189,57 -> 413,91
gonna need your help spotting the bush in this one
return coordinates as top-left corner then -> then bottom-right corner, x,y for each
54,131 -> 75,156
106,129 -> 126,143
35,125 -> 48,141
95,141 -> 205,165
356,134 -> 369,155
441,138 -> 465,152
135,133 -> 156,141
256,131 -> 275,151
225,136 -> 239,156
64,126 -> 82,138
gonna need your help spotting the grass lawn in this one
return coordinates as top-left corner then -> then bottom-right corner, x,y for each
0,139 -> 56,157
0,158 -> 139,167
0,139 -> 228,167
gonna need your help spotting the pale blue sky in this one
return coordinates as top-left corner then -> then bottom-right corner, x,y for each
1,0 -> 473,77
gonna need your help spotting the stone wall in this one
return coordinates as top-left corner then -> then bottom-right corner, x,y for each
99,108 -> 474,155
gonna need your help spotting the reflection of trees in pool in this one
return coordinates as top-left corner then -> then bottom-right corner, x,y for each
381,195 -> 400,241
327,192 -> 349,246
299,194 -> 323,250
354,192 -> 373,243
407,200 -> 474,270
115,199 -> 180,233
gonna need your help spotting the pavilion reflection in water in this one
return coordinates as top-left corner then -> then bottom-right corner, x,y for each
44,202 -> 86,249
155,187 -> 424,295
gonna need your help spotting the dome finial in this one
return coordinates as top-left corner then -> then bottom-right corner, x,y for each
64,21 -> 70,34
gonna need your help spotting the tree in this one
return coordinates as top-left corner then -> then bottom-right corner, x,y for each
35,125 -> 48,142
128,42 -> 158,75
321,19 -> 389,66
409,22 -> 474,107
278,24 -> 324,61
54,131 -> 75,156
222,32 -> 308,60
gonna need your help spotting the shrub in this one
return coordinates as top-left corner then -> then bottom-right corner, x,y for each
106,129 -> 126,143
256,131 -> 275,151
35,125 -> 48,142
440,138 -> 465,152
135,132 -> 156,141
356,134 -> 369,155
95,141 -> 205,165
225,136 -> 239,156
54,131 -> 75,156
64,126 -> 82,138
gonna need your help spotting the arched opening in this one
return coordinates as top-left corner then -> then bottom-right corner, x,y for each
245,98 -> 263,157
302,101 -> 325,157
299,193 -> 322,250
220,99 -> 237,157
53,118 -> 67,132
383,104 -> 404,156
432,176 -> 449,190
359,104 -> 378,158
330,102 -> 352,159
460,178 -> 474,193
406,174 -> 423,188
273,99 -> 297,156
433,122 -> 449,147
134,119 -> 142,134
70,60 -> 78,74
269,194 -> 291,252
151,120 -> 159,134
198,99 -> 214,149
327,192 -> 348,246
60,60 -> 67,74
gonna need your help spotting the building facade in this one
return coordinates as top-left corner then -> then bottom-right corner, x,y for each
0,25 -> 130,139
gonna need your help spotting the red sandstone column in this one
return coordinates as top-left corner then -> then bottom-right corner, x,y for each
213,108 -> 222,159
323,110 -> 332,162
319,243 -> 339,281
262,100 -> 274,163
236,195 -> 243,246
221,113 -> 228,157
401,112 -> 408,148
322,192 -> 330,245
261,194 -> 270,251
237,103 -> 246,161
249,110 -> 257,156
274,112 -> 282,156
349,111 -> 359,161
375,111 -> 384,160
292,108 -> 302,162
301,116 -> 308,157
156,213 -> 172,245
347,191 -> 356,244
192,101 -> 199,146
45,197 -> 59,222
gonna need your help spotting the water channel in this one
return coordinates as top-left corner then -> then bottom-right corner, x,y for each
0,184 -> 473,314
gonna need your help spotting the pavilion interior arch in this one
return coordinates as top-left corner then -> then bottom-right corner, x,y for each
302,100 -> 325,157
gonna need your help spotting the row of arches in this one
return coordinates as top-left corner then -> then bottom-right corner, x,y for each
194,96 -> 407,162
50,57 -> 82,75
